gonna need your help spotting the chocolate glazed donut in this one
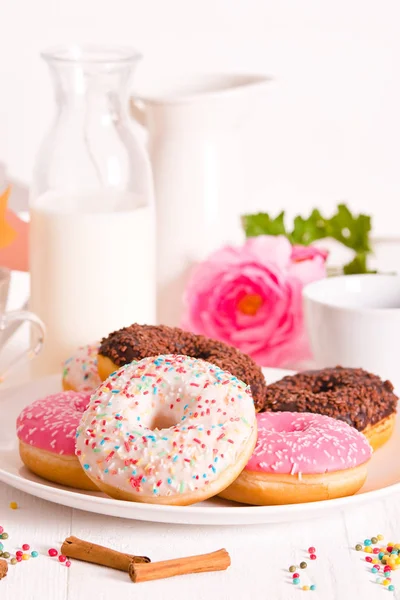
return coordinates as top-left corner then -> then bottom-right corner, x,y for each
98,324 -> 267,410
261,366 -> 398,450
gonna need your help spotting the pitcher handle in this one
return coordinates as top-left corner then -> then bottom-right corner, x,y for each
130,98 -> 147,127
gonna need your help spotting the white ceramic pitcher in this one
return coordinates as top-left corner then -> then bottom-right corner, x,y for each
131,73 -> 271,326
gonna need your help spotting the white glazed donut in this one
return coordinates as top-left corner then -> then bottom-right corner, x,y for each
76,354 -> 257,505
62,342 -> 102,392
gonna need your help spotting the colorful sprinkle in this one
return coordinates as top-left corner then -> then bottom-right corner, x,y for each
74,355 -> 256,499
9,502 -> 18,510
22,544 -> 30,551
31,551 -> 38,558
62,342 -> 101,392
48,548 -> 58,557
300,562 -> 307,569
58,555 -> 67,563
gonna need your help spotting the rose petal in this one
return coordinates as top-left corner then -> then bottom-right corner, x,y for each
181,235 -> 325,367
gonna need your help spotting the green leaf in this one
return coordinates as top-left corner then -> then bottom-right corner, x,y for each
241,212 -> 287,238
343,253 -> 376,275
241,203 -> 374,275
327,204 -> 371,253
290,209 -> 329,245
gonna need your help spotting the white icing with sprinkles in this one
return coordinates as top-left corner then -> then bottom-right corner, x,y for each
62,342 -> 102,392
76,354 -> 256,497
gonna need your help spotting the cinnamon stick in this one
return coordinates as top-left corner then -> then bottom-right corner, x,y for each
129,548 -> 230,583
61,536 -> 150,572
0,558 -> 8,580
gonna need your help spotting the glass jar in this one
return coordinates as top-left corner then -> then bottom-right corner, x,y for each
30,45 -> 155,376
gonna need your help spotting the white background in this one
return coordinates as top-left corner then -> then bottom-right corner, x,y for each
1,0 -> 400,236
2,8 -> 400,598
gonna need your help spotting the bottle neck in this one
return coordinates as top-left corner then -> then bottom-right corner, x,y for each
49,63 -> 133,119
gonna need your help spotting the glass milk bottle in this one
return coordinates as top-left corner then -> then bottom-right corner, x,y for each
30,46 -> 155,376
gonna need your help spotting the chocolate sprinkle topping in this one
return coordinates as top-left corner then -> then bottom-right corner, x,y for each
99,324 -> 267,409
260,366 -> 398,430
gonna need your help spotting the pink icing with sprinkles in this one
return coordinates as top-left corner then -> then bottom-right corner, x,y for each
246,412 -> 372,475
62,342 -> 101,392
16,391 -> 91,455
76,354 -> 256,497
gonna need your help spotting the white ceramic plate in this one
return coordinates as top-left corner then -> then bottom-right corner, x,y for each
1,369 -> 399,525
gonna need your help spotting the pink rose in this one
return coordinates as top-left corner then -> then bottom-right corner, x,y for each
181,235 -> 327,368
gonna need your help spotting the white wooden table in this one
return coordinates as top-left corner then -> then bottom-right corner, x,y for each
2,273 -> 400,599
2,481 -> 400,599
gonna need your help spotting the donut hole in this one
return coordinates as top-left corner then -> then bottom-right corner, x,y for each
149,411 -> 179,431
269,413 -> 316,434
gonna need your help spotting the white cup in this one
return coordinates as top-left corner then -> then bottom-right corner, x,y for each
302,274 -> 400,390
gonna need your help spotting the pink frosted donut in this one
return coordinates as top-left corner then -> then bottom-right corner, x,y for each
16,391 -> 98,490
62,342 -> 101,392
219,412 -> 372,505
